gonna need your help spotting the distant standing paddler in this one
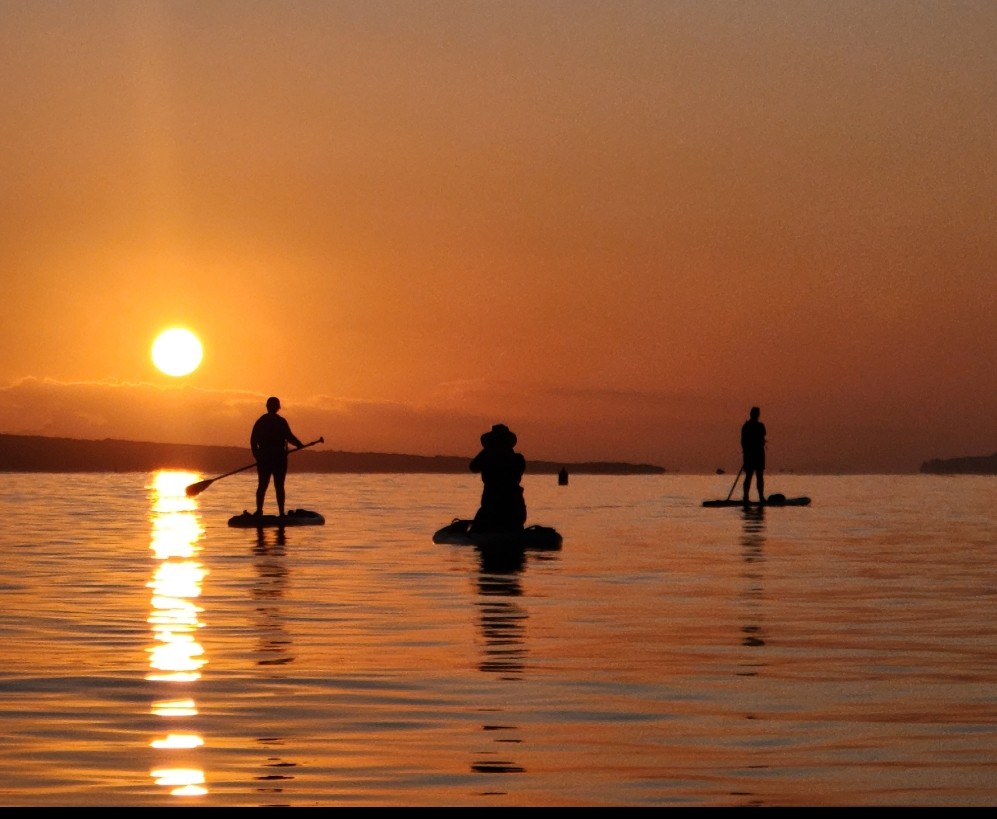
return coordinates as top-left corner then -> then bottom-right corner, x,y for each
740,406 -> 767,503
251,396 -> 304,517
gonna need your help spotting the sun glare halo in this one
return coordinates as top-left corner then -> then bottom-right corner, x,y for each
152,328 -> 203,377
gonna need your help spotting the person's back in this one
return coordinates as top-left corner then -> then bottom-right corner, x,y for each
472,444 -> 525,487
741,413 -> 766,461
252,411 -> 297,463
469,424 -> 527,532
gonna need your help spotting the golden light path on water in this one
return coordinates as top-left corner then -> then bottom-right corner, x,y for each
146,471 -> 208,799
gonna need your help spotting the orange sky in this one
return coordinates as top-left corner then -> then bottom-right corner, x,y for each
1,1 -> 994,473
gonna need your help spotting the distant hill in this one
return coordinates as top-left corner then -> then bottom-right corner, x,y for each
920,452 -> 997,475
0,433 -> 666,476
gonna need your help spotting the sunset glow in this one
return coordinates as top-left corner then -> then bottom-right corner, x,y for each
0,3 -> 994,473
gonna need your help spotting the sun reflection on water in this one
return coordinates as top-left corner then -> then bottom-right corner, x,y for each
150,768 -> 206,796
152,698 -> 198,717
146,471 -> 208,798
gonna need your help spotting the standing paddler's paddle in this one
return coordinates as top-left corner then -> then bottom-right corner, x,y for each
185,437 -> 324,497
725,466 -> 744,502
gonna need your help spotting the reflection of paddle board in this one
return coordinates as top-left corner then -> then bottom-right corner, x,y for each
228,509 -> 325,528
702,495 -> 810,508
432,518 -> 563,550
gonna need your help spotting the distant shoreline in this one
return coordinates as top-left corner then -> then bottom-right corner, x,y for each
919,452 -> 997,475
3,433 -> 992,476
0,433 -> 666,476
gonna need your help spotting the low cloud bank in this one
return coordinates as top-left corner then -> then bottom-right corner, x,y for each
0,377 -> 977,473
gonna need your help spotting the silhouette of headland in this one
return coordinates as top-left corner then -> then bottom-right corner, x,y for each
0,434 -> 666,475
920,452 -> 997,475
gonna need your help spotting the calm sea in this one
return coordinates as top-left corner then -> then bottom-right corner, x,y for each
0,471 -> 994,807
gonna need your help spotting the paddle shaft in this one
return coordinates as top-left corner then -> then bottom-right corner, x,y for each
185,437 -> 324,497
725,466 -> 744,501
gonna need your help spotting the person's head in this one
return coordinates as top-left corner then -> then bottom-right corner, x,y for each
750,406 -> 760,420
266,396 -> 281,413
481,423 -> 517,449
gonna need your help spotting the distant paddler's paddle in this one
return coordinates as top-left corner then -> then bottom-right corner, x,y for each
725,466 -> 744,502
185,437 -> 324,497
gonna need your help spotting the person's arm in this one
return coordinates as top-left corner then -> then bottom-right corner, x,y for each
469,450 -> 485,473
250,420 -> 262,459
284,419 -> 304,450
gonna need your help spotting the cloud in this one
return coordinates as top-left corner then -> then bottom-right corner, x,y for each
0,376 -> 978,473
0,377 -> 547,460
0,376 -> 713,466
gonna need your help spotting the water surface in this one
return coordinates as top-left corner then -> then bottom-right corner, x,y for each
0,472 -> 994,806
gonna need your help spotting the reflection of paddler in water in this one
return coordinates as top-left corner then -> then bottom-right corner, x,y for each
735,506 -> 768,799
738,505 -> 767,668
251,528 -> 298,800
475,548 -> 527,677
469,423 -> 527,534
471,544 -> 527,775
253,529 -> 293,667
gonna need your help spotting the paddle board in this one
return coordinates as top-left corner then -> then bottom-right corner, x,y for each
433,518 -> 563,550
228,509 -> 325,528
702,495 -> 810,508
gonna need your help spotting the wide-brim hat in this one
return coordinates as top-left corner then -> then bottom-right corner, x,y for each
481,423 -> 517,448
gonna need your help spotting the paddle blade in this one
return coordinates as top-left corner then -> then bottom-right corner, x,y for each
185,478 -> 213,497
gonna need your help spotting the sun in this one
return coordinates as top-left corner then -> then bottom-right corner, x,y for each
152,328 -> 203,377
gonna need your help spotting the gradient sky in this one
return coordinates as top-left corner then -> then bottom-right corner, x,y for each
1,1 -> 994,473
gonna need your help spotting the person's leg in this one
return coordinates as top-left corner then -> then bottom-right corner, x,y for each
743,467 -> 754,502
490,487 -> 525,530
757,469 -> 765,502
255,466 -> 270,515
274,462 -> 288,516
